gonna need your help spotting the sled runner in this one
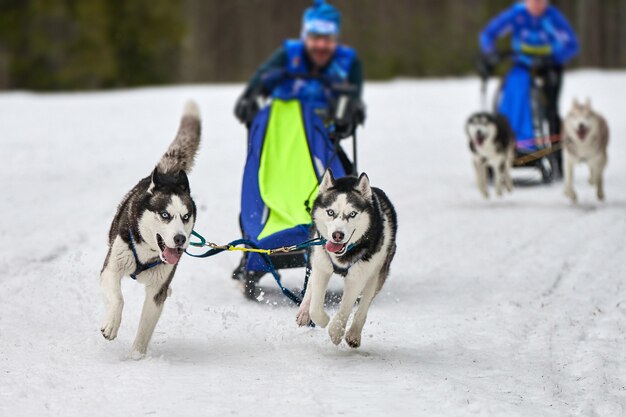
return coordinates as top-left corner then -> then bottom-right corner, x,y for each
233,81 -> 360,299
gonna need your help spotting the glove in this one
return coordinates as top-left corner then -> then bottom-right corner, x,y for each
234,95 -> 259,125
351,99 -> 366,126
333,97 -> 366,139
476,52 -> 500,79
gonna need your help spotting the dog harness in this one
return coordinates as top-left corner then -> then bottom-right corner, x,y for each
128,229 -> 162,280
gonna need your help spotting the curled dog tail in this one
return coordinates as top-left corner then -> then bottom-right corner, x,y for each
157,100 -> 201,174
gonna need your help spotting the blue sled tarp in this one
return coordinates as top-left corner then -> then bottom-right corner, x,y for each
240,99 -> 346,272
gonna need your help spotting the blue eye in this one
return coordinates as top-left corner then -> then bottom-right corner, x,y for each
160,212 -> 170,219
326,209 -> 335,217
349,211 -> 358,218
182,213 -> 190,221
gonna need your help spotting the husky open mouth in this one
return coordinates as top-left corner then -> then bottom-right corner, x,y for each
156,233 -> 184,264
325,241 -> 347,255
576,124 -> 589,140
474,130 -> 486,145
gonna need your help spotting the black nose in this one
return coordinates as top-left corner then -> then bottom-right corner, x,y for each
173,234 -> 186,247
332,231 -> 345,242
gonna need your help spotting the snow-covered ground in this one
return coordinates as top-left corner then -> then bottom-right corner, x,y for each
1,71 -> 625,417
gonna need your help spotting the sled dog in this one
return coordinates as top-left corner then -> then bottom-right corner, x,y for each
562,99 -> 609,202
465,112 -> 515,198
100,101 -> 201,357
296,170 -> 397,348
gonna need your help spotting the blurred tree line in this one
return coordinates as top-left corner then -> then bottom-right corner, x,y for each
0,0 -> 624,90
0,0 -> 184,89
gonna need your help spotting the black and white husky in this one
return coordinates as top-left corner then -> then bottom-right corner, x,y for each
563,99 -> 609,203
465,112 -> 515,198
296,171 -> 397,348
100,101 -> 201,358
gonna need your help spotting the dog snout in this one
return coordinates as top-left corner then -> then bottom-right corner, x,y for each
173,234 -> 186,247
476,130 -> 485,144
332,231 -> 345,242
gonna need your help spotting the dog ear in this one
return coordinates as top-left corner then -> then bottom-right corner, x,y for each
176,170 -> 189,192
355,172 -> 372,200
149,167 -> 161,193
319,169 -> 336,192
584,97 -> 592,109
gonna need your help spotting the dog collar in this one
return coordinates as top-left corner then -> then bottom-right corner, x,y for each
128,228 -> 162,280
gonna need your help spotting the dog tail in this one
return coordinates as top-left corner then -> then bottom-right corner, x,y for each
157,100 -> 201,174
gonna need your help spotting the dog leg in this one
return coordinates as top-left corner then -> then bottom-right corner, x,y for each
505,153 -> 514,193
328,272 -> 369,346
493,161 -> 505,197
308,267 -> 332,328
100,267 -> 124,341
345,275 -> 378,348
473,158 -> 489,199
131,284 -> 166,358
589,156 -> 606,201
296,286 -> 312,327
588,166 -> 596,185
563,150 -> 577,203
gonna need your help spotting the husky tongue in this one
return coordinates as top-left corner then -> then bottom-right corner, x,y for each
162,247 -> 182,264
325,242 -> 345,253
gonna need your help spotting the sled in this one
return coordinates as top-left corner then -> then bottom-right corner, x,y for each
481,55 -> 562,184
233,96 -> 357,299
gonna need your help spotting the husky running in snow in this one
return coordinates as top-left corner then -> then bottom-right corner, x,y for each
100,101 -> 201,357
465,112 -> 515,198
562,99 -> 609,203
296,170 -> 397,348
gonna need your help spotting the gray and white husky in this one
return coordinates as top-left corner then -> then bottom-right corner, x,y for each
465,112 -> 515,198
563,99 -> 609,203
100,101 -> 201,358
296,170 -> 397,348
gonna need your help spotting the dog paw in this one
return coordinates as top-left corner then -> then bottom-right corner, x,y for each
129,350 -> 146,361
345,329 -> 361,348
296,307 -> 311,327
564,188 -> 577,203
328,319 -> 346,346
310,309 -> 330,328
100,313 -> 121,341
479,189 -> 489,199
597,189 -> 605,201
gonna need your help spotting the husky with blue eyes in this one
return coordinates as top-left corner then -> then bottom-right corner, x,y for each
100,101 -> 201,358
296,170 -> 397,348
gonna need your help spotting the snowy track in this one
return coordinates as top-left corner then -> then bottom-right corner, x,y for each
1,72 -> 625,416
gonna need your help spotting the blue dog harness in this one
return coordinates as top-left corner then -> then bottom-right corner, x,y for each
128,229 -> 162,280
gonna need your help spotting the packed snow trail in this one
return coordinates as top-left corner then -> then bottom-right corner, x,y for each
0,72 -> 625,417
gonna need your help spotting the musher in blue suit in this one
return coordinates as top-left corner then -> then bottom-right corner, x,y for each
234,0 -> 365,173
477,0 -> 579,166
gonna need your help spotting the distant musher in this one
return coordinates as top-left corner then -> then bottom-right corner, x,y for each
477,0 -> 579,168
